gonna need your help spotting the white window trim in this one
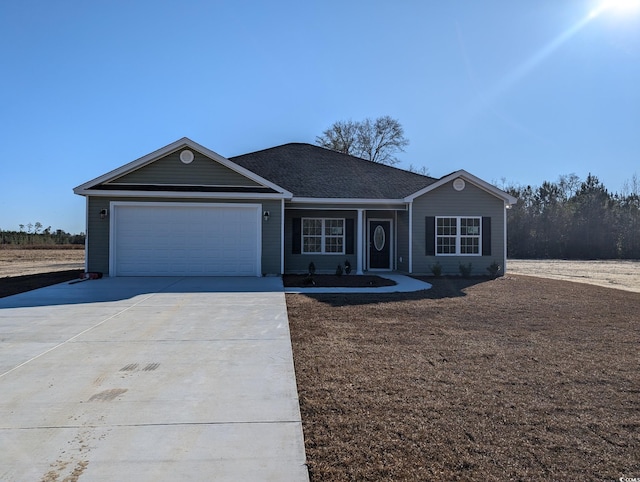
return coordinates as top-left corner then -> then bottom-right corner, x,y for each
302,217 -> 346,255
435,216 -> 482,256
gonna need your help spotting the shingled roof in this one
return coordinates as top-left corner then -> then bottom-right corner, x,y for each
230,143 -> 437,199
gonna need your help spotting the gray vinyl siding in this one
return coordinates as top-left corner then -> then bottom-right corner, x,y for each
109,150 -> 262,187
396,211 -> 410,272
86,196 -> 281,276
259,199 -> 282,275
87,197 -> 111,274
412,181 -> 506,276
284,209 -> 358,273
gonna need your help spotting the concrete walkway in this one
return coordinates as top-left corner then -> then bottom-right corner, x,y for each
284,274 -> 432,294
0,277 -> 308,481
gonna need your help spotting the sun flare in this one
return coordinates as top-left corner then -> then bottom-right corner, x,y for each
590,0 -> 640,17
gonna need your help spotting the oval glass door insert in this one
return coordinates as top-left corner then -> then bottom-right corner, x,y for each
373,225 -> 386,251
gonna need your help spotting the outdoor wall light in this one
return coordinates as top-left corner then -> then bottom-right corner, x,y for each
99,209 -> 109,220
263,211 -> 270,222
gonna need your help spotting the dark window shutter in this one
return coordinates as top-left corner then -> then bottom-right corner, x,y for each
482,217 -> 491,256
292,218 -> 301,254
425,216 -> 435,256
345,218 -> 355,254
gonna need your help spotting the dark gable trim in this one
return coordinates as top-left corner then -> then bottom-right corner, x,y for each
482,217 -> 491,256
92,184 -> 278,194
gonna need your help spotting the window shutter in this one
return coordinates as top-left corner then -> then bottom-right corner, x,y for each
425,216 -> 435,256
292,218 -> 301,254
482,217 -> 491,256
345,218 -> 355,255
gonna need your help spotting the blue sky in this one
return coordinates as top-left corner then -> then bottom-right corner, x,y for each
1,0 -> 639,234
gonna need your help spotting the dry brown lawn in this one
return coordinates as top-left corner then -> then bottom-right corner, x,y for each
0,247 -> 84,277
288,276 -> 640,481
508,259 -> 640,293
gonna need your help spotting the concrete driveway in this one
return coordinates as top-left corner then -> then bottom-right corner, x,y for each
0,277 -> 308,481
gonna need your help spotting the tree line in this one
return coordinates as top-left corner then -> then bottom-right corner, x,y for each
506,173 -> 640,259
0,223 -> 85,247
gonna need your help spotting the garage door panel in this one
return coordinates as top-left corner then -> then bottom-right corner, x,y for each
113,204 -> 260,276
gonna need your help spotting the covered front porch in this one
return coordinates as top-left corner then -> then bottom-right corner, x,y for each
283,203 -> 410,275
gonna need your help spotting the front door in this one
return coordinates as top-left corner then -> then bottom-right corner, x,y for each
368,220 -> 391,270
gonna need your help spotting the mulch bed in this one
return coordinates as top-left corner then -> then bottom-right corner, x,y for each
0,270 -> 83,298
287,275 -> 640,481
283,274 -> 396,288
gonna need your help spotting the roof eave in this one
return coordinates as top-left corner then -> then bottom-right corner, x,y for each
290,197 -> 407,205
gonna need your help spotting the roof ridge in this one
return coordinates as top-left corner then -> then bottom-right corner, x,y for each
231,143 -> 436,181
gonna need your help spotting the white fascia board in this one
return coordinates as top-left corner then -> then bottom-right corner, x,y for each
74,137 -> 193,193
404,169 -> 517,205
73,137 -> 293,198
291,197 -> 406,205
75,189 -> 287,200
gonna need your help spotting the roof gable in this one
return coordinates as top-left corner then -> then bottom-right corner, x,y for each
405,170 -> 517,205
74,138 -> 292,197
231,143 -> 437,199
108,148 -> 262,187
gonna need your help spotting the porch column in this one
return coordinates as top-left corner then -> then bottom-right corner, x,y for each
408,202 -> 413,274
356,209 -> 364,274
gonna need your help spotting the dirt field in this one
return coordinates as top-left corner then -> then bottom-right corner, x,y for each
288,276 -> 640,481
0,248 -> 85,277
508,259 -> 640,293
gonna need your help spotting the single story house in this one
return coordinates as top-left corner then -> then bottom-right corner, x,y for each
74,137 -> 517,277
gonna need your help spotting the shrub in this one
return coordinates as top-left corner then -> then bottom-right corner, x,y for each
308,262 -> 316,275
344,260 -> 352,274
430,262 -> 442,277
487,261 -> 502,278
459,262 -> 473,278
335,264 -> 343,276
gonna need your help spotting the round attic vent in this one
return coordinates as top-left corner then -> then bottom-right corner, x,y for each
180,149 -> 194,164
453,178 -> 466,191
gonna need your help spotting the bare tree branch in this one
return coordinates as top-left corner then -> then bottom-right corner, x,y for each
316,116 -> 409,166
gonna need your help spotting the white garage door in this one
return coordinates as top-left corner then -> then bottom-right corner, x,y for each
111,203 -> 261,276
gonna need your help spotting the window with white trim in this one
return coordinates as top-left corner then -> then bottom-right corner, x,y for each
436,217 -> 481,255
302,218 -> 345,254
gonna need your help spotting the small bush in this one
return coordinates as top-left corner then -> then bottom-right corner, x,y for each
430,262 -> 442,277
459,262 -> 473,278
487,261 -> 501,278
308,262 -> 316,275
344,260 -> 352,274
335,264 -> 343,276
